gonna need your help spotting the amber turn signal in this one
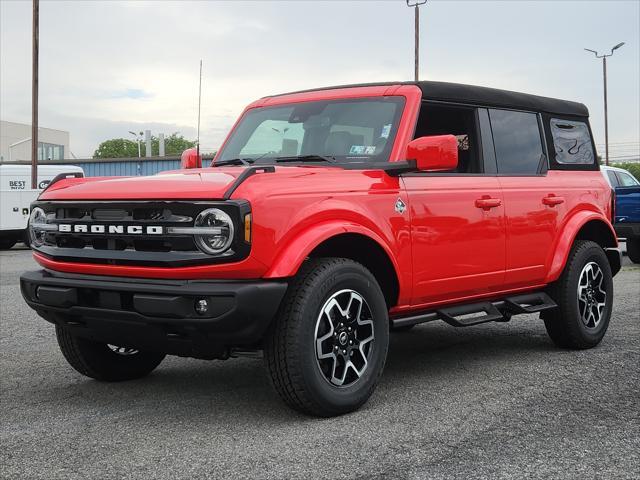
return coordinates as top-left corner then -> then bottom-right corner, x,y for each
244,213 -> 252,243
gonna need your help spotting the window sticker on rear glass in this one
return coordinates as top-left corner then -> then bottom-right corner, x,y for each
550,118 -> 594,165
380,124 -> 392,139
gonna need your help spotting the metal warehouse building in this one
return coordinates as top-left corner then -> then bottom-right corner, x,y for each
1,155 -> 215,178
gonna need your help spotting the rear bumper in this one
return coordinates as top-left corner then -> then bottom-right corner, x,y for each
614,223 -> 640,240
20,269 -> 287,358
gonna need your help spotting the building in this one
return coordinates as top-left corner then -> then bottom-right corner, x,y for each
0,120 -> 70,162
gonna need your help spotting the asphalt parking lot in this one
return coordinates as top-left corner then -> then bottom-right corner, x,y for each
1,247 -> 638,480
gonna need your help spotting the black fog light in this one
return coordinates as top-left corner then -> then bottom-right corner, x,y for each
194,298 -> 210,316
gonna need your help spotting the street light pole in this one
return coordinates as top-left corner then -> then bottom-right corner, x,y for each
584,42 -> 625,166
406,0 -> 427,82
128,131 -> 142,158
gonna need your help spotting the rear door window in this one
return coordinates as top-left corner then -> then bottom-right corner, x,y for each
549,119 -> 595,165
489,109 -> 544,174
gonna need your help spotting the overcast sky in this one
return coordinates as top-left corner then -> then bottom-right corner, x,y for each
1,0 -> 639,160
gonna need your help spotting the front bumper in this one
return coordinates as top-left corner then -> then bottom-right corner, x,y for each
20,270 -> 287,358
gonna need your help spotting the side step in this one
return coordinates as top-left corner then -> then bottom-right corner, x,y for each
437,302 -> 504,327
498,292 -> 557,314
391,292 -> 557,329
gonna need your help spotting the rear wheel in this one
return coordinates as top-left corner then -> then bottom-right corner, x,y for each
543,240 -> 613,349
264,258 -> 389,417
627,238 -> 640,264
56,325 -> 165,381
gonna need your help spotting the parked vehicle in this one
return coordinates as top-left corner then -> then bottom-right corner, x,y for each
0,164 -> 83,249
21,82 -> 621,416
601,165 -> 640,263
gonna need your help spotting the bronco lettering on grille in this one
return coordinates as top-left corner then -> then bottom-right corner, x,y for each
57,224 -> 164,235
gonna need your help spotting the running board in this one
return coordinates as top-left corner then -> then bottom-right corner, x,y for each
438,302 -> 504,327
391,292 -> 557,329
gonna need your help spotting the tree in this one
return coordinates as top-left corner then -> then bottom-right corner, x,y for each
93,138 -> 140,158
93,133 -> 196,158
160,133 -> 196,155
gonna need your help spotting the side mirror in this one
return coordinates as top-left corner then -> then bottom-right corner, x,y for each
181,147 -> 202,169
407,135 -> 458,172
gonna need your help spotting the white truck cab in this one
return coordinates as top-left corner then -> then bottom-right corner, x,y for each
0,164 -> 84,249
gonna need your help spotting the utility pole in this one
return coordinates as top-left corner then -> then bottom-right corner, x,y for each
406,0 -> 427,82
197,59 -> 202,159
584,42 -> 625,166
31,0 -> 39,188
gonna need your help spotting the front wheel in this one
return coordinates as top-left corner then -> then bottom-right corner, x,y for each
56,326 -> 166,381
543,240 -> 613,349
627,238 -> 640,264
264,258 -> 389,417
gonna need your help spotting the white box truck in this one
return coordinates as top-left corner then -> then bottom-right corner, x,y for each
0,164 -> 84,249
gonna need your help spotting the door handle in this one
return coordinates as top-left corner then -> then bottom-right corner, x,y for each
475,197 -> 502,210
542,195 -> 565,206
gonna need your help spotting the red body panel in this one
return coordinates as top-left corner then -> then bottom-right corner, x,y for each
402,175 -> 505,306
35,84 -> 616,316
40,170 -> 242,200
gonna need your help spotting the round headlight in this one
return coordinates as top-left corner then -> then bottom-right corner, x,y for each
193,208 -> 235,255
28,207 -> 48,247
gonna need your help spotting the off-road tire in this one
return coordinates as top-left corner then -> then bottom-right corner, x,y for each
264,258 -> 389,417
543,240 -> 613,349
56,325 -> 165,381
627,238 -> 640,264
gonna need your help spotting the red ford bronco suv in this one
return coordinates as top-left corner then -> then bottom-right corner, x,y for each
21,82 -> 621,416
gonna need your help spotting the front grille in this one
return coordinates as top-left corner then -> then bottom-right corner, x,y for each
32,200 -> 251,267
44,202 -> 198,252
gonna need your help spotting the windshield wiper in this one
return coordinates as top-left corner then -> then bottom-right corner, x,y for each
214,158 -> 255,167
217,158 -> 255,166
273,155 -> 336,164
215,154 -> 336,167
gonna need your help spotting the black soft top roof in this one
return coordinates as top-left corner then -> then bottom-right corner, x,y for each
272,81 -> 589,117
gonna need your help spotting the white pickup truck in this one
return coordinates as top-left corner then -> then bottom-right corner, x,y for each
0,164 -> 84,249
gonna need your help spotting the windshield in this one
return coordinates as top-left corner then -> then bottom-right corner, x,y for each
216,97 -> 405,164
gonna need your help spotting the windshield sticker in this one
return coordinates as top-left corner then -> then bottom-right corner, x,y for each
350,145 -> 376,155
380,124 -> 392,139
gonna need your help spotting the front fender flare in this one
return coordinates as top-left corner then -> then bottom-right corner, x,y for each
263,220 -> 401,281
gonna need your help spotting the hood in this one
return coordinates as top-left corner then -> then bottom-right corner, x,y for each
39,169 -> 242,201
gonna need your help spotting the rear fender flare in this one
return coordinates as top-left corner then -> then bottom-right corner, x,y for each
545,211 -> 618,283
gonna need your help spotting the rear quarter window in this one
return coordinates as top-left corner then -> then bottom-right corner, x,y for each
550,119 -> 595,165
